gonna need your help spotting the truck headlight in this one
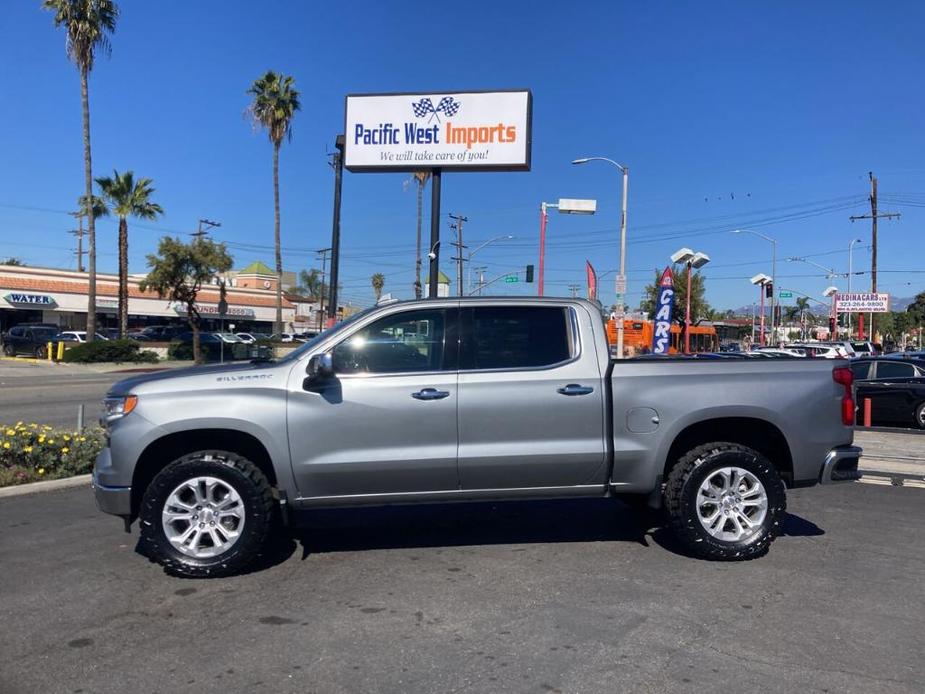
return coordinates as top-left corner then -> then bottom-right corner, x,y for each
102,395 -> 138,420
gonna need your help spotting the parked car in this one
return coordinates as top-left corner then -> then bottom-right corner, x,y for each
94,297 -> 860,577
753,347 -> 806,357
1,324 -> 61,357
100,328 -> 121,340
56,331 -> 111,343
270,332 -> 296,343
141,325 -> 185,341
126,331 -> 153,341
788,343 -> 846,359
855,377 -> 925,429
886,350 -> 925,361
214,332 -> 244,344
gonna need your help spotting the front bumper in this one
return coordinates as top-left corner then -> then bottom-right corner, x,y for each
92,447 -> 131,516
819,445 -> 863,484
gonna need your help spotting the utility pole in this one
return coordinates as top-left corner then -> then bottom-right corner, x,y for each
850,171 -> 899,339
192,218 -> 221,240
449,213 -> 468,297
68,212 -> 86,272
316,247 -> 332,332
328,135 -> 345,324
568,284 -> 581,298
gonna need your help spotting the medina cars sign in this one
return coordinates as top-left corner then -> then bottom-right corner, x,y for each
3,293 -> 57,308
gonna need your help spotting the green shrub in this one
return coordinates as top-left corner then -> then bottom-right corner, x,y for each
62,339 -> 159,364
0,422 -> 104,487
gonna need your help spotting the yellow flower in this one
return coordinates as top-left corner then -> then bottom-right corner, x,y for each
23,446 -> 32,453
63,435 -> 71,442
61,447 -> 69,453
42,426 -> 52,431
38,436 -> 45,443
37,468 -> 45,475
16,421 -> 22,426
30,423 -> 37,429
47,439 -> 55,445
79,437 -> 86,442
5,429 -> 13,436
2,442 -> 9,449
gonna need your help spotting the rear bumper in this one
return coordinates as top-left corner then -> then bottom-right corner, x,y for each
819,445 -> 863,484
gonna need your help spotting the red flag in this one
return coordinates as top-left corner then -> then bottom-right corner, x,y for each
586,260 -> 597,301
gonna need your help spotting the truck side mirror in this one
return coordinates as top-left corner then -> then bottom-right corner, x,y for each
306,353 -> 334,381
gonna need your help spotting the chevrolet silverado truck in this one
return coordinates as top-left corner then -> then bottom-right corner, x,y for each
93,297 -> 861,577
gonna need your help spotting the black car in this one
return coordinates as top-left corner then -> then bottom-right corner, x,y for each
851,357 -> 925,429
1,324 -> 61,358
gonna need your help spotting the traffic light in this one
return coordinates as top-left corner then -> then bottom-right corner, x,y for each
765,282 -> 773,298
525,264 -> 534,283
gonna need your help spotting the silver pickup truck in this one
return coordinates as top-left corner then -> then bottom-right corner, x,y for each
93,297 -> 861,576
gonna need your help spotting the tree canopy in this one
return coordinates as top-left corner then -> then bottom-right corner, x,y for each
639,264 -> 711,324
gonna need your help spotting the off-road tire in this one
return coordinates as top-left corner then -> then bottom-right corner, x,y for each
34,345 -> 47,359
665,442 -> 786,561
139,450 -> 275,577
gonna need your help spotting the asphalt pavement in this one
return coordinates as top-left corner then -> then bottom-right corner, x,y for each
0,482 -> 922,694
0,361 -> 139,429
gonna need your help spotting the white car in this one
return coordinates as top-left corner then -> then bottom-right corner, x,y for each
788,343 -> 845,359
56,331 -> 110,343
755,347 -> 806,357
270,332 -> 295,343
213,332 -> 243,344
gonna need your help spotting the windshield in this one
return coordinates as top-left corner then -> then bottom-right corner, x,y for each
274,306 -> 380,364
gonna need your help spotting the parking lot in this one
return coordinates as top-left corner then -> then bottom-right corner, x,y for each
0,482 -> 922,694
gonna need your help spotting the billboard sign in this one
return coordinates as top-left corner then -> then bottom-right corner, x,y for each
4,293 -> 56,308
344,90 -> 532,172
651,267 -> 675,354
835,293 -> 890,313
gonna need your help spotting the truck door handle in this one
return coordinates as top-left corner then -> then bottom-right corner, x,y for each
557,384 -> 594,396
412,388 -> 450,401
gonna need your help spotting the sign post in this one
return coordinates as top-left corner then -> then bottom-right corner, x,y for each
344,90 -> 532,298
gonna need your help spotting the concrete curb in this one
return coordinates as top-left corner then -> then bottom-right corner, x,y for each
0,474 -> 92,499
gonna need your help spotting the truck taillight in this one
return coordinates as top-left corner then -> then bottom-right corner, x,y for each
832,366 -> 854,426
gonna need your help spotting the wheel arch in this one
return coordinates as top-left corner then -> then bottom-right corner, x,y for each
131,429 -> 277,518
662,417 -> 794,487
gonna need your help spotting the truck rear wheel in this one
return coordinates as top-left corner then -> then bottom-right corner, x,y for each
665,442 -> 786,561
138,450 -> 275,577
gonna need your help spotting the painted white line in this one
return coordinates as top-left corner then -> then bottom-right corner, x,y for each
0,474 -> 92,499
858,476 -> 894,487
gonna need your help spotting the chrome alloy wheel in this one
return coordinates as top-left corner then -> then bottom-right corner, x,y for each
162,476 -> 245,558
696,466 -> 768,542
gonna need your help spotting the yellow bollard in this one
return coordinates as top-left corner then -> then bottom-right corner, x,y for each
47,341 -> 53,362
57,341 -> 65,362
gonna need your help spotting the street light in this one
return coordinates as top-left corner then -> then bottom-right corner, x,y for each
750,273 -> 772,346
732,229 -> 777,345
823,286 -> 839,339
848,238 -> 863,338
538,198 -> 596,297
467,235 -> 515,295
573,156 -> 629,358
786,256 -> 838,278
670,248 -> 710,354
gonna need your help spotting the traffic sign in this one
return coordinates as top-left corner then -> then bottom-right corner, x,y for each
504,275 -> 518,283
779,291 -> 792,299
614,274 -> 626,294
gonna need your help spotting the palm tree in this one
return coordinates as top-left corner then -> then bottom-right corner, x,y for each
412,171 -> 430,299
371,273 -> 385,302
44,0 -> 119,342
295,269 -> 326,299
247,71 -> 301,335
95,171 -> 163,337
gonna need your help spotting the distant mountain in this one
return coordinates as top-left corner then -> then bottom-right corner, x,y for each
728,295 -> 916,316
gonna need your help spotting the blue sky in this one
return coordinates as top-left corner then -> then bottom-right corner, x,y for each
2,1 -> 924,310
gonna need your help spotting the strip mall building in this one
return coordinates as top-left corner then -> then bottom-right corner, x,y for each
0,263 -> 307,334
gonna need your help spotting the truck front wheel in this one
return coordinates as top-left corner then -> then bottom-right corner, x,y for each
138,451 -> 275,577
664,442 -> 786,560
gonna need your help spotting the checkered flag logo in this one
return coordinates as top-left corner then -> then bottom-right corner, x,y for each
411,96 -> 461,122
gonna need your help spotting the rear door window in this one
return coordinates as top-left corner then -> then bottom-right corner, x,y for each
850,361 -> 872,380
461,306 -> 572,370
875,361 -> 916,379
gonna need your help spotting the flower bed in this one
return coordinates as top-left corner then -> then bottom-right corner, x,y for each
0,422 -> 104,487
